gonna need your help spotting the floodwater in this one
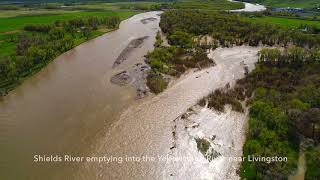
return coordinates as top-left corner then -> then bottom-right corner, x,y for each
76,47 -> 260,179
0,11 -> 161,179
229,0 -> 266,12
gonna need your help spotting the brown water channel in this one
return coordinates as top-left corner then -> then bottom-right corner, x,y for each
0,11 -> 161,179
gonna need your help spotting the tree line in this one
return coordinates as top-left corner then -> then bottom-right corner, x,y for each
258,46 -> 320,67
0,15 -> 121,96
160,10 -> 320,48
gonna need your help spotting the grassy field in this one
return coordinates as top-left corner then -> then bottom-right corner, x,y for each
262,0 -> 319,8
0,11 -> 137,33
241,0 -> 320,9
247,16 -> 320,29
0,10 -> 137,57
173,0 -> 244,10
0,2 -> 158,18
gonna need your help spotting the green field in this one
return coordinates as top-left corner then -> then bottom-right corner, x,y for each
0,2 -> 159,18
261,0 -> 320,8
240,0 -> 320,9
247,16 -> 320,29
0,10 -> 137,58
173,0 -> 244,10
0,11 -> 137,33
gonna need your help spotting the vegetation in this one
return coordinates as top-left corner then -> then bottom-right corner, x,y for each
171,0 -> 244,11
246,16 -> 320,30
305,147 -> 320,179
145,36 -> 214,93
146,71 -> 168,94
235,48 -> 320,179
198,87 -> 245,112
0,11 -> 136,33
238,0 -> 320,9
160,10 -> 320,48
0,15 -> 124,95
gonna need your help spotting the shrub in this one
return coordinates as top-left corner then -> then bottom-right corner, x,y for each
201,88 -> 244,113
146,72 -> 168,94
24,24 -> 52,33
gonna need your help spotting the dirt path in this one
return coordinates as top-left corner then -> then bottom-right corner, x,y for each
76,46 -> 260,179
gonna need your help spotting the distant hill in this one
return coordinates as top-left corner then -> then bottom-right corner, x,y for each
239,0 -> 320,9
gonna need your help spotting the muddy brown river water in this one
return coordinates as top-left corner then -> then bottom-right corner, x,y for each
1,5 -> 264,178
0,11 -> 161,179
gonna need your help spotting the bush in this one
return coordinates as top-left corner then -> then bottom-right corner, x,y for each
305,147 -> 320,180
146,72 -> 168,94
201,88 -> 244,113
289,99 -> 311,111
168,30 -> 194,48
24,24 -> 52,33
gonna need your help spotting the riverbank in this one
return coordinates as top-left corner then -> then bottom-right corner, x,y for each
0,11 -> 139,97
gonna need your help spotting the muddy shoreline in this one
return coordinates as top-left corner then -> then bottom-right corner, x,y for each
111,62 -> 151,99
112,36 -> 149,68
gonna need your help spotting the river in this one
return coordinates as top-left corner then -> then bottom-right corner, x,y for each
229,0 -> 266,12
75,46 -> 260,180
0,1 -> 266,179
0,11 -> 161,179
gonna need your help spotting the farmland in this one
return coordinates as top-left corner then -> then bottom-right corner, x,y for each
239,0 -> 320,9
247,16 -> 320,29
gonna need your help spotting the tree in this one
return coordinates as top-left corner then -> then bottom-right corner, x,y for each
305,148 -> 320,179
49,28 -> 65,40
88,17 -> 99,30
167,30 -> 193,48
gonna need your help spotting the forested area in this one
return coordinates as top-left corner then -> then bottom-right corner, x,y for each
145,31 -> 214,93
160,10 -> 320,48
157,9 -> 320,179
238,51 -> 320,179
0,16 -> 120,95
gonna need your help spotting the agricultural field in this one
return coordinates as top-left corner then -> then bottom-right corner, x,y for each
173,0 -> 244,10
240,0 -> 320,9
246,16 -> 320,29
0,11 -> 137,33
0,11 -> 137,57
